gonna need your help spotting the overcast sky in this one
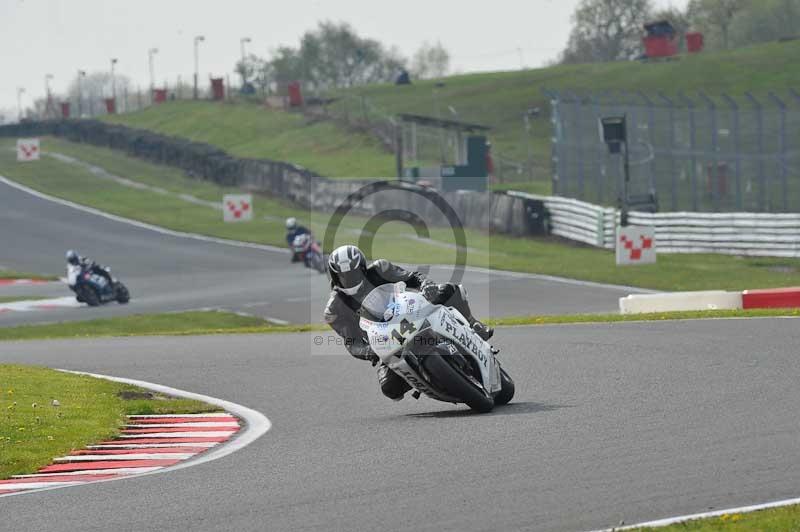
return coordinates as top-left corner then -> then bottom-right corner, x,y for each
2,0 -> 688,114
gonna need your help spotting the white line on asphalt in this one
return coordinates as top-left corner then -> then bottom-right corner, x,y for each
125,422 -> 240,428
119,431 -> 237,438
12,467 -> 163,478
0,296 -> 82,312
0,481 -> 87,490
0,371 -> 271,499
128,412 -> 234,418
54,453 -> 196,462
87,442 -> 219,449
588,496 -> 800,531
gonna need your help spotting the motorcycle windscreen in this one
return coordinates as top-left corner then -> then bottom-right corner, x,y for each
361,282 -> 406,322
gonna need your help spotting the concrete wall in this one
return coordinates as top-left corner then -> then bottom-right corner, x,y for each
0,120 -> 531,235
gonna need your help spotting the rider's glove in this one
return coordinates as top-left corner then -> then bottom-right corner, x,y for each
421,281 -> 443,303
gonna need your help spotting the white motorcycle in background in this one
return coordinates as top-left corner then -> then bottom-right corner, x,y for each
359,282 -> 514,413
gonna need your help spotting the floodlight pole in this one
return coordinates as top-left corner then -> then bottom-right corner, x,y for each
194,35 -> 205,99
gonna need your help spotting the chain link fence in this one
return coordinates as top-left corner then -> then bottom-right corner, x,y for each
548,89 -> 800,213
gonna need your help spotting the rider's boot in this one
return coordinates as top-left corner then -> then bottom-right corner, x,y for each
377,364 -> 412,401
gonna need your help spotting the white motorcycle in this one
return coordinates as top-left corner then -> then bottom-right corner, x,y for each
359,282 -> 514,413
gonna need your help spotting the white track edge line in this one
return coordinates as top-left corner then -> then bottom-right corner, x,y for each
0,174 -> 653,296
0,370 -> 271,498
588,496 -> 800,531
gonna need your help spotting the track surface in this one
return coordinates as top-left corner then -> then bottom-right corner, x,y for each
0,178 -> 641,327
1,318 -> 799,531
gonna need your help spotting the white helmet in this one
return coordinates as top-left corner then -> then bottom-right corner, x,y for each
286,217 -> 297,230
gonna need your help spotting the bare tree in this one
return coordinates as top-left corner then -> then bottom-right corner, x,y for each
411,41 -> 451,80
688,0 -> 747,49
560,0 -> 654,64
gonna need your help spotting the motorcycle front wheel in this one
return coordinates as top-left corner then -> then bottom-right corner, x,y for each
423,354 -> 494,413
78,285 -> 100,307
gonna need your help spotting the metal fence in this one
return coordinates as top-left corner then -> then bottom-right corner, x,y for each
548,89 -> 800,213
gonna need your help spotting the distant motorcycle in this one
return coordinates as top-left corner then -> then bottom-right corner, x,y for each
67,263 -> 130,306
292,233 -> 326,273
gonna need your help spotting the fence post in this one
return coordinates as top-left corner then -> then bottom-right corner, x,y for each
567,90 -> 585,200
657,92 -> 678,210
698,92 -> 719,210
745,92 -> 766,212
678,92 -> 699,211
637,91 -> 658,202
544,89 -> 561,196
720,93 -> 743,210
768,92 -> 788,212
589,92 -> 605,204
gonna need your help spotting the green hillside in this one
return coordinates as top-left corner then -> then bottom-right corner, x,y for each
104,40 -> 800,186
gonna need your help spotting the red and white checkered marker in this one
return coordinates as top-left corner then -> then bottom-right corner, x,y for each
616,225 -> 656,265
0,412 -> 239,496
16,138 -> 40,162
223,194 -> 253,222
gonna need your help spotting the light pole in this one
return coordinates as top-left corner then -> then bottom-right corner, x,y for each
193,35 -> 205,99
45,74 -> 54,118
110,58 -> 118,102
240,37 -> 251,62
77,70 -> 86,117
148,48 -> 158,94
16,87 -> 26,122
240,37 -> 252,86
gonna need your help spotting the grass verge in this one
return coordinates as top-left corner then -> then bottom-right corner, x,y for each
2,309 -> 799,342
0,364 -> 218,479
3,137 -> 800,292
0,296 -> 49,304
0,270 -> 58,281
487,308 -> 800,327
630,504 -> 800,531
0,311 -> 319,341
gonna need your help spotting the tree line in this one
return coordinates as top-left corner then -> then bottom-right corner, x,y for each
560,0 -> 800,64
236,21 -> 450,93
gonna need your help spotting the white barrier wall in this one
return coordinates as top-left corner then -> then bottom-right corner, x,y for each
620,291 -> 743,314
508,191 -> 800,258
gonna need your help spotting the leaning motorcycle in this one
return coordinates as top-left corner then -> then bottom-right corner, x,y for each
292,233 -> 326,273
359,282 -> 514,413
67,263 -> 130,307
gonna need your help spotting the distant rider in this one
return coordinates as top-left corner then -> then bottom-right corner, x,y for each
285,217 -> 313,265
323,244 -> 493,401
65,249 -> 113,289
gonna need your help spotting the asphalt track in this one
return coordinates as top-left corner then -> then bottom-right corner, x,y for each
1,318 -> 799,531
0,177 -> 643,327
5,176 -> 798,530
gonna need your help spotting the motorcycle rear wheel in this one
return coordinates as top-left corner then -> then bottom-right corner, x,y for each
78,285 -> 100,307
423,354 -> 494,413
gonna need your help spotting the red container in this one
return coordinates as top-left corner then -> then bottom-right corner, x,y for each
211,78 -> 225,101
104,98 -> 116,114
643,36 -> 678,58
686,32 -> 704,53
287,81 -> 303,107
60,102 -> 71,119
153,89 -> 167,104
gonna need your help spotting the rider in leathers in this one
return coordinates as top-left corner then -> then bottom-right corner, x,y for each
65,249 -> 113,288
323,244 -> 493,401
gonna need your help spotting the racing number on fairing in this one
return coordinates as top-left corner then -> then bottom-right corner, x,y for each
391,319 -> 416,344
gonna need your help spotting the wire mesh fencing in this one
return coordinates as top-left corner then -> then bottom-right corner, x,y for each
548,89 -> 800,213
